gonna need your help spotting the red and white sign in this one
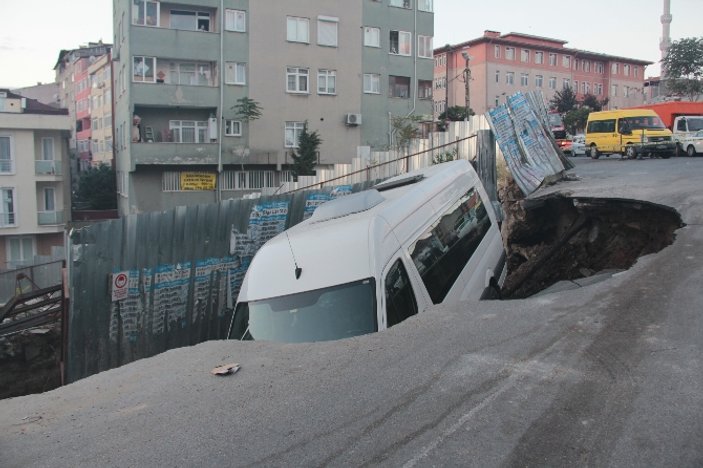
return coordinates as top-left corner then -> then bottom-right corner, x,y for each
111,271 -> 129,302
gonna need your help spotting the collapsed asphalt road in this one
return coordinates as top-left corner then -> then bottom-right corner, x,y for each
1,157 -> 702,467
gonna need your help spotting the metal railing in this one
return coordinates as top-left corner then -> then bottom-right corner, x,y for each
35,160 -> 63,176
38,210 -> 65,225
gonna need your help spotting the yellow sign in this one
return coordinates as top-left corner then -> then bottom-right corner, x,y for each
180,172 -> 216,190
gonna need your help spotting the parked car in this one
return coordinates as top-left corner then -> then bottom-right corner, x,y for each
681,129 -> 703,156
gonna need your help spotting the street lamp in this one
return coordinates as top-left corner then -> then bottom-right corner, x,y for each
461,51 -> 472,121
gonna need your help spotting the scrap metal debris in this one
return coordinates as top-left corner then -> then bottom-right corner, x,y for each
211,363 -> 240,376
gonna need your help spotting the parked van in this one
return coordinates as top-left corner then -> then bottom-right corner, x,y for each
228,160 -> 506,343
585,109 -> 675,159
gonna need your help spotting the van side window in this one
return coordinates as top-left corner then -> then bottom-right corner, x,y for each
677,119 -> 687,131
409,187 -> 491,303
385,259 -> 418,327
587,119 -> 615,133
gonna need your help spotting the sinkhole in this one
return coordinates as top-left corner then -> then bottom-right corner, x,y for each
498,195 -> 685,299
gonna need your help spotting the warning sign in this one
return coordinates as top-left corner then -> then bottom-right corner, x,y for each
111,271 -> 129,302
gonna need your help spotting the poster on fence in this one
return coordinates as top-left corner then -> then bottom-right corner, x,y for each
248,200 -> 289,246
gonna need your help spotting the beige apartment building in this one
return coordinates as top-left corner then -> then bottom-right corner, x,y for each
434,31 -> 652,118
88,53 -> 114,167
0,90 -> 71,270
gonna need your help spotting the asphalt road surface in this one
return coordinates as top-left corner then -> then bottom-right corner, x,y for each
2,157 -> 702,467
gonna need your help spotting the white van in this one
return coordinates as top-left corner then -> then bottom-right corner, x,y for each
228,160 -> 506,343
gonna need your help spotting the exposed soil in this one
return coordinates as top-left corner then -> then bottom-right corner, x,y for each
498,181 -> 684,299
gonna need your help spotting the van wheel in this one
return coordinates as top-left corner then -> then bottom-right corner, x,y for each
675,143 -> 683,157
688,145 -> 697,157
625,145 -> 637,159
589,145 -> 599,159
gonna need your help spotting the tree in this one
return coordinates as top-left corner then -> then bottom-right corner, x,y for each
74,164 -> 117,210
232,97 -> 263,122
581,93 -> 607,112
662,37 -> 703,101
438,106 -> 472,122
550,86 -> 578,113
391,114 -> 422,151
290,123 -> 321,180
563,107 -> 590,134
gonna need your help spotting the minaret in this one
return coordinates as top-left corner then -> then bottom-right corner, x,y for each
660,0 -> 672,78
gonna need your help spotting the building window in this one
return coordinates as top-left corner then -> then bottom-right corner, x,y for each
0,188 -> 16,226
225,120 -> 242,136
611,84 -> 618,96
132,0 -> 159,26
225,62 -> 246,85
624,86 -> 631,97
505,47 -> 515,60
505,71 -> 514,85
563,78 -> 570,89
535,51 -> 543,64
595,83 -> 603,96
317,16 -> 338,47
364,27 -> 380,47
225,9 -> 246,32
583,60 -> 591,72
418,0 -> 433,12
562,55 -> 571,68
521,49 -> 530,63
549,53 -> 557,66
595,62 -> 604,74
0,136 -> 14,174
364,73 -> 381,94
548,76 -> 557,89
418,80 -> 432,99
389,75 -> 410,98
169,120 -> 209,143
317,69 -> 336,95
286,67 -> 309,93
494,45 -> 500,58
133,56 -> 156,82
287,16 -> 310,43
633,66 -> 639,78
6,237 -> 34,267
390,30 -> 411,56
170,10 -> 210,31
611,63 -> 619,75
390,0 -> 412,8
535,74 -> 543,88
169,62 -> 211,86
520,73 -> 529,86
623,64 -> 631,76
583,82 -> 589,94
573,80 -> 579,93
43,187 -> 55,212
495,95 -> 500,107
495,70 -> 500,83
285,121 -> 305,148
417,35 -> 433,59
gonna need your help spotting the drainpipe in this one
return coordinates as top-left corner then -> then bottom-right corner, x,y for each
216,0 -> 224,203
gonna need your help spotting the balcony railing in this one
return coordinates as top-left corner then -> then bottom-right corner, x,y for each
0,160 -> 15,174
35,160 -> 63,176
38,210 -> 64,225
0,212 -> 16,227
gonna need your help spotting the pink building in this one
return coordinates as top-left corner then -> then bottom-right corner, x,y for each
434,31 -> 652,118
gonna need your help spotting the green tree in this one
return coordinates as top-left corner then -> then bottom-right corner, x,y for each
290,123 -> 321,180
550,86 -> 578,113
563,107 -> 591,134
391,114 -> 422,151
232,97 -> 263,122
74,164 -> 117,210
438,106 -> 472,122
581,93 -> 607,111
662,37 -> 703,100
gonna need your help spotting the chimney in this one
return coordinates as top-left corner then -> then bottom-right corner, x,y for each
484,30 -> 500,38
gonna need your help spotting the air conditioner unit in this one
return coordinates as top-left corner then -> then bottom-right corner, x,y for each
345,113 -> 362,126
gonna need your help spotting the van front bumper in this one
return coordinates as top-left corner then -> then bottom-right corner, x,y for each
632,142 -> 676,155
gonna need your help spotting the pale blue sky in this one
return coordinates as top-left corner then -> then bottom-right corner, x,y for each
1,0 -> 701,88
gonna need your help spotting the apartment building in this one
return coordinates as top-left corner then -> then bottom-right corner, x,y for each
112,0 -> 433,216
88,54 -> 115,167
54,42 -> 113,173
0,90 -> 71,270
434,31 -> 652,118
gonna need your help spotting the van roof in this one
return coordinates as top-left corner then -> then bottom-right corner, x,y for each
238,160 -> 480,302
587,109 -> 660,120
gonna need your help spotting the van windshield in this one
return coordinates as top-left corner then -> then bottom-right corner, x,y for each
620,116 -> 666,130
229,278 -> 377,343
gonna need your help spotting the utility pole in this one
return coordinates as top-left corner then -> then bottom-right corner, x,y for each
462,52 -> 472,121
444,44 -> 451,116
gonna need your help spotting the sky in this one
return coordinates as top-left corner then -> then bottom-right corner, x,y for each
1,0 -> 701,89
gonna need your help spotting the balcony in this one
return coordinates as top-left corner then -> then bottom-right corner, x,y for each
131,27 -> 220,62
0,160 -> 15,174
132,82 -> 219,107
37,210 -> 65,226
131,142 -> 219,166
35,160 -> 63,176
